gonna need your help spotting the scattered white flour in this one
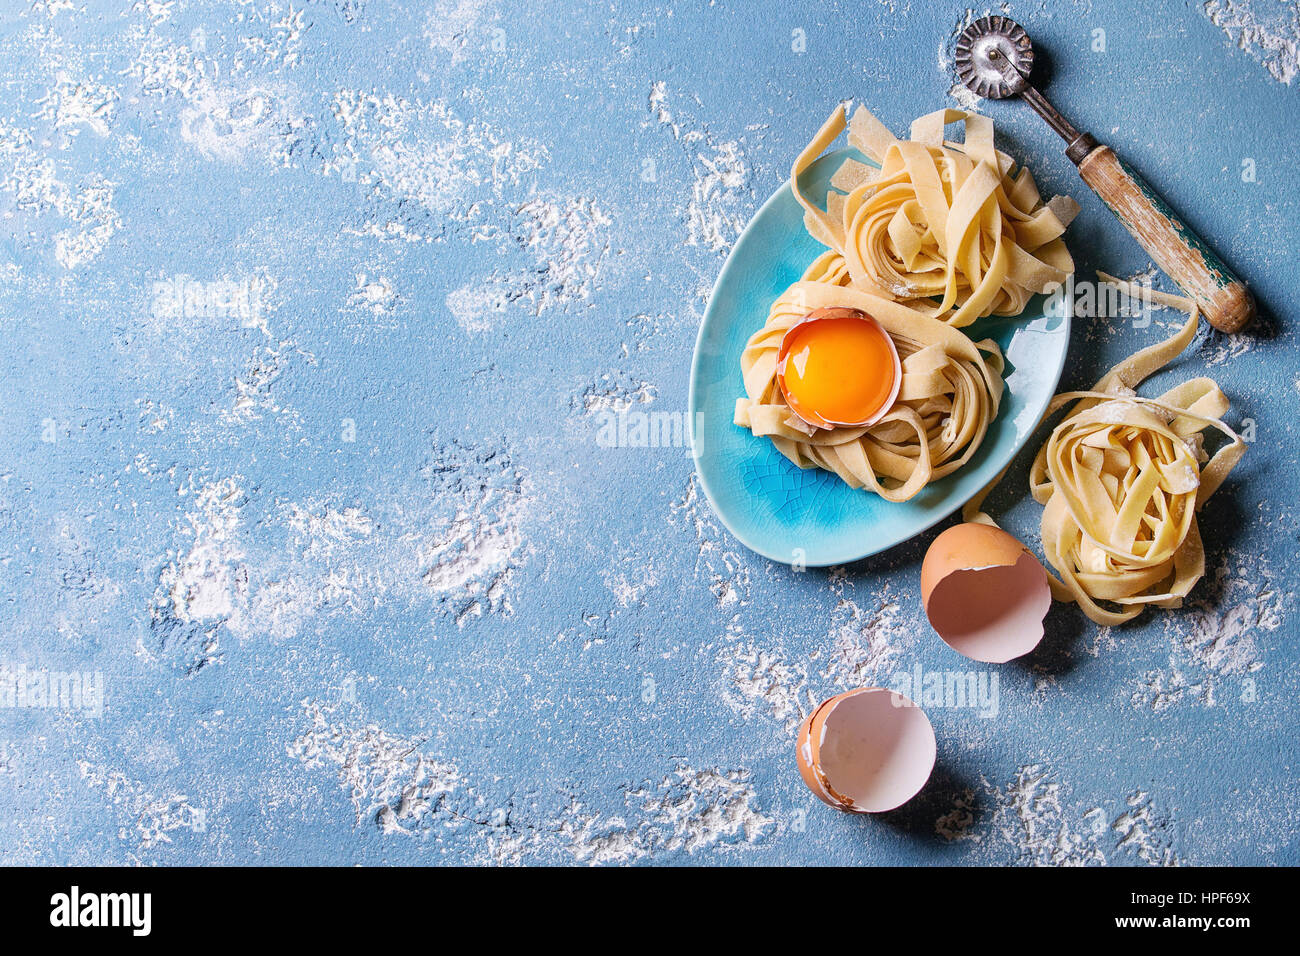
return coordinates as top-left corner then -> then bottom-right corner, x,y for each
0,119 -> 121,269
579,372 -> 657,414
937,10 -> 984,110
348,273 -> 398,316
236,3 -> 308,70
445,280 -> 510,332
136,398 -> 173,434
1133,658 -> 1211,712
1112,790 -> 1180,866
422,493 -> 526,621
687,140 -> 749,252
31,0 -> 78,16
503,197 -> 612,313
78,761 -> 207,852
1135,553 -> 1279,710
226,344 -> 300,424
122,20 -> 208,101
131,0 -> 176,27
669,475 -> 750,608
717,641 -> 810,732
1083,625 -> 1118,658
123,18 -> 304,165
1175,553 -> 1277,673
327,90 -> 547,229
146,443 -> 532,666
936,789 -> 980,842
947,83 -> 983,111
1203,0 -> 1300,85
1202,327 -> 1255,366
813,582 -> 908,688
557,763 -> 773,864
991,766 -> 1107,865
649,82 -> 753,254
283,501 -> 373,553
154,476 -> 247,636
447,197 -> 612,330
34,71 -> 119,137
179,83 -> 295,163
324,93 -> 608,327
648,81 -> 683,140
419,440 -> 532,625
938,765 -> 1180,866
289,706 -> 772,864
424,0 -> 497,65
289,701 -> 463,836
601,560 -> 659,608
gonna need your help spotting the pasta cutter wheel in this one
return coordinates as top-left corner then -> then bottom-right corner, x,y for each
954,16 -> 1034,101
951,16 -> 1256,334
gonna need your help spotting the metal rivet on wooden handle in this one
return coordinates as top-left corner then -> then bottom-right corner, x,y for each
1076,145 -> 1255,334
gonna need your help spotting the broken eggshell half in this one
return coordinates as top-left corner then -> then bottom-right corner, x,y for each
921,522 -> 1052,663
796,687 -> 936,813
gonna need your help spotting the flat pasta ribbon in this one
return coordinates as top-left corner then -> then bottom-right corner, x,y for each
792,104 -> 1080,328
965,276 -> 1246,625
734,261 -> 1004,503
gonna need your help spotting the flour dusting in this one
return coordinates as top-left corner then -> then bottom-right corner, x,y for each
1203,0 -> 1300,85
420,441 -> 531,625
579,373 -> 657,414
290,703 -> 772,864
717,640 -> 810,732
145,441 -> 532,664
348,273 -> 398,316
0,119 -> 121,269
443,197 -> 611,330
937,765 -> 1181,866
993,765 -> 1108,866
1134,553 -> 1279,710
289,701 -> 463,835
78,761 -> 207,853
327,90 -> 547,235
814,580 -> 908,687
558,763 -> 773,864
504,197 -> 612,313
649,82 -> 753,254
445,282 -> 509,332
669,475 -> 750,608
124,17 -> 305,165
35,71 -> 118,137
424,0 -> 497,65
148,476 -> 245,673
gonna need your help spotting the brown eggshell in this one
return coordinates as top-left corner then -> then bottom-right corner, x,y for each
795,695 -> 841,808
921,522 -> 1053,663
794,688 -> 936,814
795,710 -> 839,809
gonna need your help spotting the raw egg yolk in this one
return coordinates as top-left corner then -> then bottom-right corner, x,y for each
780,313 -> 897,427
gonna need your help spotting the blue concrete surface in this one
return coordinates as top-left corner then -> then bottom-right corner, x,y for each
0,0 -> 1296,865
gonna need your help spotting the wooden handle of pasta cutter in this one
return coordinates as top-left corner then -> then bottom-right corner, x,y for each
1074,144 -> 1255,334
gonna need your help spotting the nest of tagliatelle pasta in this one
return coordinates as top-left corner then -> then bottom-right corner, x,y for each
735,103 -> 1081,502
1002,278 -> 1245,626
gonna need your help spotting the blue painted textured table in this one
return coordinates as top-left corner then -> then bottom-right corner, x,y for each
1,0 -> 1297,865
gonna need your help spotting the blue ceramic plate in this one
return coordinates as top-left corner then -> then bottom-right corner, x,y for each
688,147 -> 1070,566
